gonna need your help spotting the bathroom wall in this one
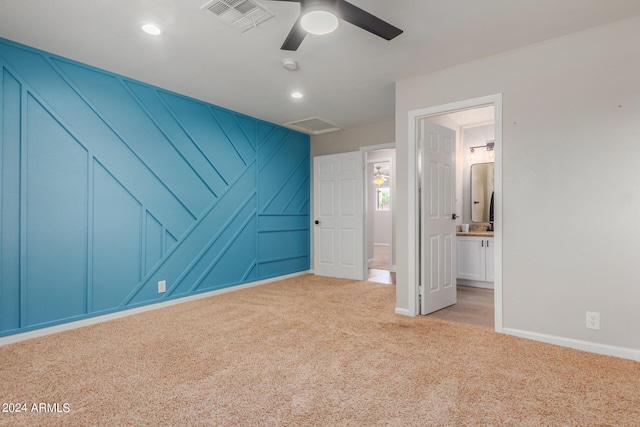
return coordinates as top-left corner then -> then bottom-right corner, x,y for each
462,124 -> 495,224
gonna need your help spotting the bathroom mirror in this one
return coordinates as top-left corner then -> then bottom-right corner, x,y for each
471,162 -> 495,223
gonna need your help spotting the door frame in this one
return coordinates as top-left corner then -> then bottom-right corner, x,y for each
360,143 -> 395,279
407,94 -> 503,332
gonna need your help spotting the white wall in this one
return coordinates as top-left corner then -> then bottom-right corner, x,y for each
311,120 -> 395,157
395,16 -> 640,354
374,210 -> 391,245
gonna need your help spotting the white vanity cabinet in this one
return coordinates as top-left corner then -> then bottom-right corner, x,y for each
457,235 -> 494,288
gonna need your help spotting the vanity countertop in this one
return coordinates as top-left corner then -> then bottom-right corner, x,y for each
456,231 -> 494,237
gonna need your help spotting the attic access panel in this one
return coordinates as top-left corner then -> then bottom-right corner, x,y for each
284,117 -> 343,135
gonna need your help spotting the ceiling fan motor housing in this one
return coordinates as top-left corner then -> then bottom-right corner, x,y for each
301,0 -> 340,14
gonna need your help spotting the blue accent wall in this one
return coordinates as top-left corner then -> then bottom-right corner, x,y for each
0,39 -> 310,336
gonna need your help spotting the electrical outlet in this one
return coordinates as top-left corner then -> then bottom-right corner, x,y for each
586,311 -> 600,330
158,280 -> 166,293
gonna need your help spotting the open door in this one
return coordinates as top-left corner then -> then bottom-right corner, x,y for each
419,121 -> 457,314
313,152 -> 364,280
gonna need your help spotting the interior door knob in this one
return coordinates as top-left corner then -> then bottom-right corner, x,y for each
314,220 -> 321,225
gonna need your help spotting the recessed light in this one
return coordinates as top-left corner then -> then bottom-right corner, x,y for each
291,92 -> 304,99
142,23 -> 162,36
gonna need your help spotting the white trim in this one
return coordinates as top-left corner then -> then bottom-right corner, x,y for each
457,279 -> 493,289
390,264 -> 396,273
460,119 -> 495,131
360,142 -> 396,152
407,94 -> 503,333
395,307 -> 411,316
503,328 -> 640,362
0,271 -> 311,347
374,243 -> 390,247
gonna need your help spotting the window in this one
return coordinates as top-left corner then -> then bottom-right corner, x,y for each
376,187 -> 390,211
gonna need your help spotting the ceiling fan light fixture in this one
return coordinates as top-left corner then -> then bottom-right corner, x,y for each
300,8 -> 339,35
373,175 -> 386,185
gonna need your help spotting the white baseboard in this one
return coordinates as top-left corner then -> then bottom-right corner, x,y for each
373,243 -> 390,246
503,328 -> 640,362
0,270 -> 312,347
395,307 -> 411,316
457,279 -> 493,289
390,264 -> 396,273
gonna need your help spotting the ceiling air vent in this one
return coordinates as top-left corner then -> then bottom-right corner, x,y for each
284,117 -> 343,135
201,0 -> 274,33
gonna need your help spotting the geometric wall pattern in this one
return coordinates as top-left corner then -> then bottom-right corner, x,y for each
0,39 -> 309,336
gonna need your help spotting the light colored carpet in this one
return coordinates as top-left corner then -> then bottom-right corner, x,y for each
368,244 -> 390,270
1,275 -> 639,426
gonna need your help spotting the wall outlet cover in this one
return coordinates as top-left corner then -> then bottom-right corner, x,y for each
586,311 -> 600,330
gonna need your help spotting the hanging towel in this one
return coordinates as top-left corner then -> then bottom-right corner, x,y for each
489,191 -> 495,222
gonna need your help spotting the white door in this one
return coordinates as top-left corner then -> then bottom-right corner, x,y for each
314,152 -> 364,280
419,121 -> 457,314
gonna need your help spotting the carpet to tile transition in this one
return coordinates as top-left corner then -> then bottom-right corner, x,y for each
0,274 -> 639,426
368,245 -> 390,270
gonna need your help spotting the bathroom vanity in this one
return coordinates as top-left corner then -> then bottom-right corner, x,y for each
456,231 -> 494,288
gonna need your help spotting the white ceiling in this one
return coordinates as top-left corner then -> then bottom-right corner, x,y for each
1,0 -> 639,132
446,106 -> 495,128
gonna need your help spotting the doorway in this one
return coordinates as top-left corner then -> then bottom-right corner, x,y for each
423,107 -> 495,328
407,94 -> 503,332
362,144 -> 395,285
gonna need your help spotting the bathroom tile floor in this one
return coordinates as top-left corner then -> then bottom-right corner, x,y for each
367,268 -> 395,285
367,270 -> 494,330
429,285 -> 494,329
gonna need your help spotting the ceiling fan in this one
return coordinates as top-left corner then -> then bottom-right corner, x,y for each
268,0 -> 403,51
373,166 -> 388,185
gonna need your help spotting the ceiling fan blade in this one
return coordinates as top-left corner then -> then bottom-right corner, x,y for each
339,1 -> 403,41
281,16 -> 307,51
